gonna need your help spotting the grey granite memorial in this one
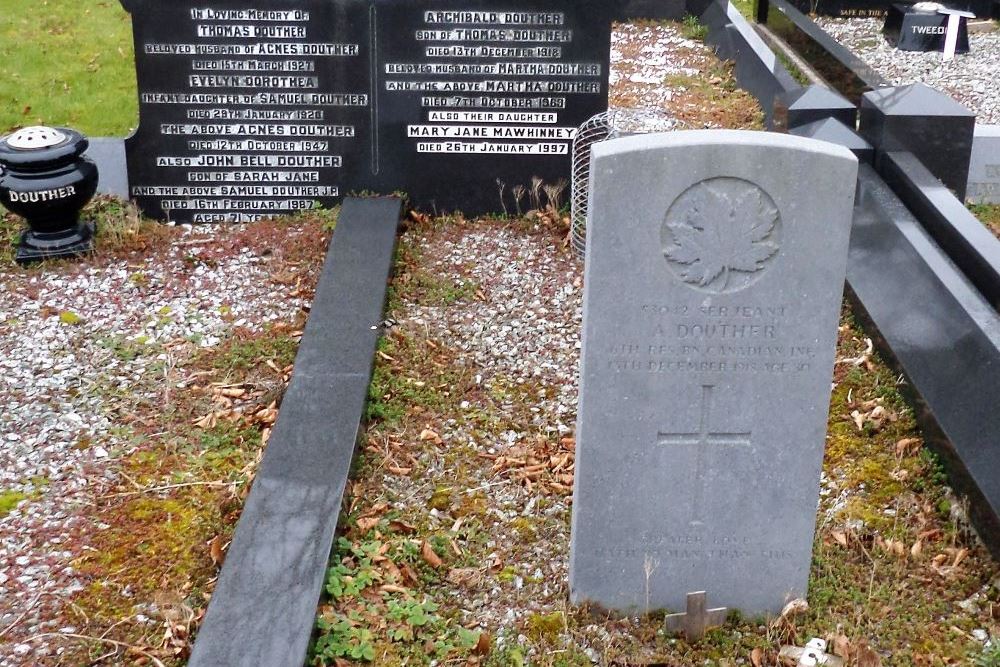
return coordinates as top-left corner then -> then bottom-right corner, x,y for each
569,130 -> 858,618
968,124 -> 1000,204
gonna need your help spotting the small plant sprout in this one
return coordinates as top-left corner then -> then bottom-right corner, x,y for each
495,178 -> 508,216
543,178 -> 569,212
530,176 -> 544,210
512,184 -> 526,216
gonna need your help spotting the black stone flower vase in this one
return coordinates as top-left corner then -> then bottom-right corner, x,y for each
0,126 -> 98,264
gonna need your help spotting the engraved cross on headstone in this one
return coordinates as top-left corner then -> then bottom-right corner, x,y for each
664,590 -> 728,641
657,384 -> 751,525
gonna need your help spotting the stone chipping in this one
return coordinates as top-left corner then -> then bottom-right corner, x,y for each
0,227 -> 315,665
815,17 -> 1000,124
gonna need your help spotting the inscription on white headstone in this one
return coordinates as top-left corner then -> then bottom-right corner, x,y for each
569,131 -> 858,616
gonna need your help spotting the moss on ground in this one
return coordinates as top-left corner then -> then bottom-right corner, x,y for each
313,215 -> 998,667
970,203 -> 1000,240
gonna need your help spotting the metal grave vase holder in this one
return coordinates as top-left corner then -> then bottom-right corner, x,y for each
0,126 -> 98,264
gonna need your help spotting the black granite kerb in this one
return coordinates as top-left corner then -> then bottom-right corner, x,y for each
846,164 -> 1000,559
188,197 -> 401,667
694,0 -> 802,128
879,151 -> 1000,311
764,0 -> 886,104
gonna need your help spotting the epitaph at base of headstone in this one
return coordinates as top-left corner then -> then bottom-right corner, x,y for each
569,130 -> 858,616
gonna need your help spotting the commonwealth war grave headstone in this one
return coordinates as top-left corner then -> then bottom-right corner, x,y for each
120,0 -> 616,221
569,131 -> 859,615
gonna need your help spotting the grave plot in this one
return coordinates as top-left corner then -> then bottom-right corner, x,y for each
305,24 -> 996,667
814,17 -> 1000,124
0,203 -> 334,665
309,199 -> 996,666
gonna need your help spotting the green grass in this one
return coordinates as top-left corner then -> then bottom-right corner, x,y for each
0,490 -> 27,517
0,0 -> 137,135
969,203 -> 1000,239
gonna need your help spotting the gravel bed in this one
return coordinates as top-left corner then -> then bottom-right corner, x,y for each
370,223 -> 590,656
0,227 -> 315,665
815,17 -> 1000,124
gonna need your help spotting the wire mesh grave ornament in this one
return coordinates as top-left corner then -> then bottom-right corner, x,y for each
570,108 -> 687,258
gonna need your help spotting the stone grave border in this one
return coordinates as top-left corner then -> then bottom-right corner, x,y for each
69,2 -> 998,658
759,0 -> 887,103
724,0 -> 1000,556
188,197 -> 400,666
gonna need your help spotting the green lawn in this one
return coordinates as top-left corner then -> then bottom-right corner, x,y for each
0,0 -> 137,136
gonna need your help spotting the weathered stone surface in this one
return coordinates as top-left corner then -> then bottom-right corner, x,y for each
968,124 -> 1000,204
569,130 -> 858,616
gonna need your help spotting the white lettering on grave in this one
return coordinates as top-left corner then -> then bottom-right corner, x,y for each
191,59 -> 315,72
425,45 -> 561,58
415,29 -> 573,42
187,171 -> 320,183
8,185 -> 77,203
422,11 -> 564,25
385,62 -> 598,76
416,141 -> 567,154
186,108 -> 324,121
159,123 -> 353,137
196,24 -> 307,39
156,155 -> 340,168
188,75 -> 319,88
185,140 -> 329,152
386,80 -> 599,93
407,124 -> 576,139
129,3 -> 370,223
190,9 -> 309,22
420,96 -> 565,109
426,111 -> 557,123
144,43 -> 358,56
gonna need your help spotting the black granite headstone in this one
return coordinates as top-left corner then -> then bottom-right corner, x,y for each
883,3 -> 970,52
121,0 -> 371,223
121,0 -> 617,220
365,1 -> 614,213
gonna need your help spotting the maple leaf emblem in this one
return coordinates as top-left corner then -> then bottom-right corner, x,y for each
662,179 -> 780,292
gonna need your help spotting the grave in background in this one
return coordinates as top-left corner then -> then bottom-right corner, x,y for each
120,0 -> 615,221
968,125 -> 1000,204
569,130 -> 858,615
782,0 -> 992,18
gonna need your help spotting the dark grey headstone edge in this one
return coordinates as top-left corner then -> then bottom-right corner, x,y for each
694,0 -> 804,128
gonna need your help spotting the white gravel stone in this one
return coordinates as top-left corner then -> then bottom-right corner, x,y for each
815,17 -> 1000,123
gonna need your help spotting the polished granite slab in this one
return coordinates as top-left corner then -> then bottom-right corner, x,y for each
847,164 -> 1000,558
188,197 -> 401,667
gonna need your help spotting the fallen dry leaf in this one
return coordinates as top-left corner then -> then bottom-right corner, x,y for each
208,535 -> 224,566
750,647 -> 764,667
474,631 -> 491,655
895,437 -> 921,457
446,567 -> 482,588
356,516 -> 380,533
421,540 -> 443,568
780,598 -> 808,619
